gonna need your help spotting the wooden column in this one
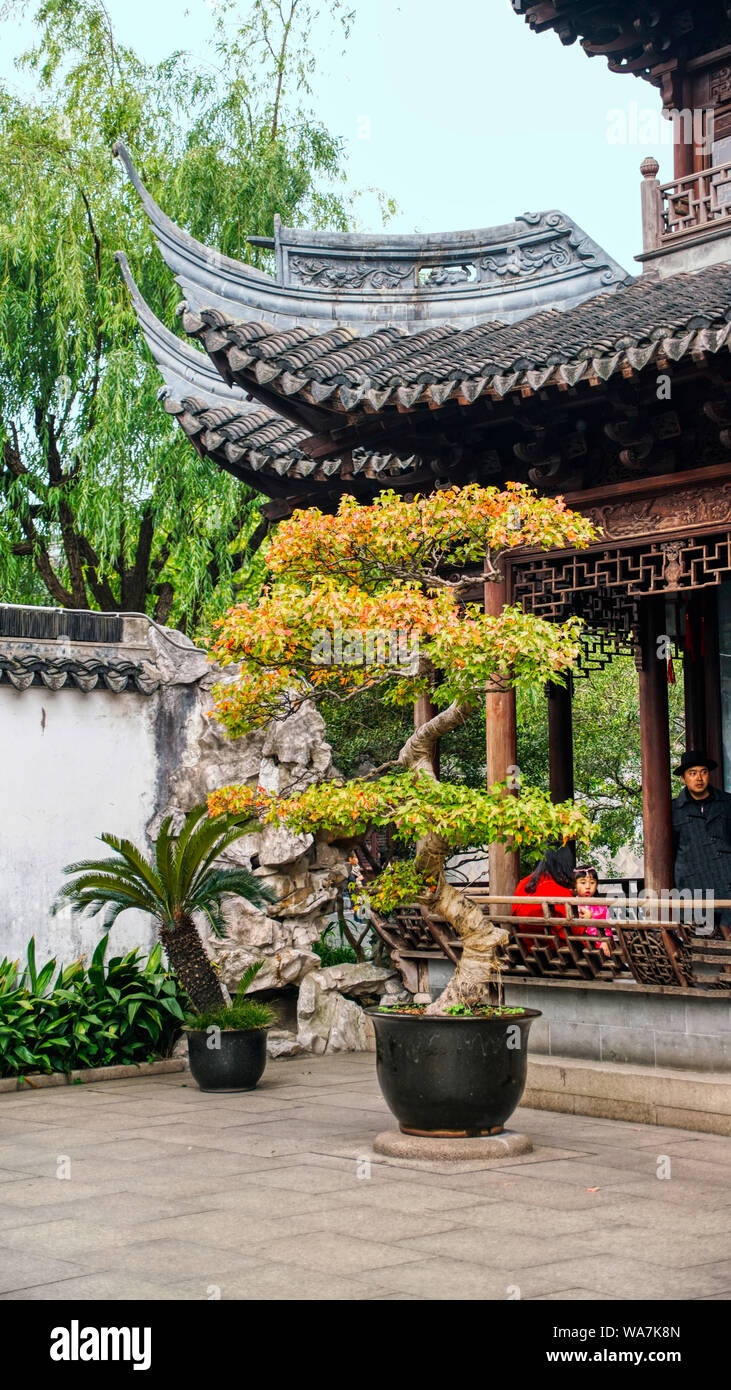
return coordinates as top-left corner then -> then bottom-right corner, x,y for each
484,571 -> 519,897
683,594 -> 707,750
413,693 -> 440,778
547,679 -> 574,804
674,77 -> 695,179
638,596 -> 674,893
702,588 -> 723,790
673,123 -> 695,179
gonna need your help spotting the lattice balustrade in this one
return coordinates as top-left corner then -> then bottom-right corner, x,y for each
372,895 -> 731,993
661,162 -> 731,239
614,922 -> 694,987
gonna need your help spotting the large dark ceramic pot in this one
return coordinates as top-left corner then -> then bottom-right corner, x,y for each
367,1008 -> 541,1136
186,1027 -> 268,1093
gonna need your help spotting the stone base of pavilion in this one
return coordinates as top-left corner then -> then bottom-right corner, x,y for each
524,1055 -> 731,1136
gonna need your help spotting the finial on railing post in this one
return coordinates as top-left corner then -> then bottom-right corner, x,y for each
640,156 -> 663,259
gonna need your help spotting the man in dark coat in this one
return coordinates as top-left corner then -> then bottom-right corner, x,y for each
672,750 -> 731,929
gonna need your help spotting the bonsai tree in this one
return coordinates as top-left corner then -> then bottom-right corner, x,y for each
53,804 -> 274,1011
207,483 -> 598,1014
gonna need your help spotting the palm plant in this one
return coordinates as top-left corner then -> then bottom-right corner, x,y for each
53,805 -> 274,1011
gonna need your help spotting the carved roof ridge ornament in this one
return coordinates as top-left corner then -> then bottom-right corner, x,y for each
113,143 -> 629,333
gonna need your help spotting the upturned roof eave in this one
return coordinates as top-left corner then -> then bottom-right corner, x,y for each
113,141 -> 629,334
115,254 -> 431,501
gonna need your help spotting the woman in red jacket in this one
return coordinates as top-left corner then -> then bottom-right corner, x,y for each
511,845 -> 580,946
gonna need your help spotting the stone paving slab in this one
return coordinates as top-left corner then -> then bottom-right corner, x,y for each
0,1246 -> 104,1295
0,1053 -> 730,1301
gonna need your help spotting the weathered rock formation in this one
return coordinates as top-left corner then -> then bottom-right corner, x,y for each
297,962 -> 409,1054
149,641 -> 406,1052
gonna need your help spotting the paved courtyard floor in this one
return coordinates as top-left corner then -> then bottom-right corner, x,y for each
1,1052 -> 730,1301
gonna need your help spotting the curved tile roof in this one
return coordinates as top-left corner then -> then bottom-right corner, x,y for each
119,235 -> 731,508
116,142 -> 731,511
116,255 -> 427,497
182,261 -> 731,417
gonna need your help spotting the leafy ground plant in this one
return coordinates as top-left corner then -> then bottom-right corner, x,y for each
312,928 -> 358,967
0,935 -> 186,1078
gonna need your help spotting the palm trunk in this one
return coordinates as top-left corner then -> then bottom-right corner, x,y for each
160,914 -> 226,1012
399,698 -> 509,1014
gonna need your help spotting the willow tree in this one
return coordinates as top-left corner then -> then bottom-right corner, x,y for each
207,483 -> 598,1012
0,0 -> 363,632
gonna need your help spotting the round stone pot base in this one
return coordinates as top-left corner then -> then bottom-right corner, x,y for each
194,1085 -> 259,1094
372,1128 -> 533,1162
400,1124 -> 505,1138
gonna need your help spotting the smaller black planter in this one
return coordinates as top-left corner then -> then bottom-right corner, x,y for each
367,1008 -> 541,1136
186,1027 -> 268,1092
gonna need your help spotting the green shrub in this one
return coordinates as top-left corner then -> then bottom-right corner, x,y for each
312,928 -> 357,967
0,936 -> 186,1078
184,959 -> 274,1032
188,1000 -> 275,1032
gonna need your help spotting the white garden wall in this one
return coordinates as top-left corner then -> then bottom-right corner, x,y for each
1,683 -> 159,967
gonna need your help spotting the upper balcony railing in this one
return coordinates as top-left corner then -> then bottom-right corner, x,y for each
640,156 -> 731,256
661,162 -> 731,240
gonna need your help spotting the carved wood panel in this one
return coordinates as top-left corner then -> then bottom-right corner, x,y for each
586,483 -> 731,540
615,925 -> 694,987
512,533 -> 731,619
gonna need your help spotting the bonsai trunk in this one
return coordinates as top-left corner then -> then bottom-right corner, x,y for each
398,698 -> 509,1014
160,912 -> 227,1012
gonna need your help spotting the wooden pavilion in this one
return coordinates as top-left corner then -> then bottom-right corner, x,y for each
116,0 -> 731,954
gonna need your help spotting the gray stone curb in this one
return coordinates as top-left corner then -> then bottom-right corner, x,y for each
524,1053 -> 731,1135
0,1058 -> 186,1094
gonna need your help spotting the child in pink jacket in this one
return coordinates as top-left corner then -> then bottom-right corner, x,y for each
573,865 -> 614,955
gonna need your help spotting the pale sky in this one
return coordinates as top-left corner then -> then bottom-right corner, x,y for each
0,0 -> 674,273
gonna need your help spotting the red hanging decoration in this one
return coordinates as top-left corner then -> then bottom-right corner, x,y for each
685,609 -> 695,661
667,656 -> 676,685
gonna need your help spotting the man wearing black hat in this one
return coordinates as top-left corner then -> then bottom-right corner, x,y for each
672,750 -> 731,930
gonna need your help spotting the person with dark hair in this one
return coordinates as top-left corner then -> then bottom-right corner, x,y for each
672,749 -> 731,932
511,843 -> 579,944
574,864 -> 614,957
523,845 -> 576,895
573,865 -> 607,920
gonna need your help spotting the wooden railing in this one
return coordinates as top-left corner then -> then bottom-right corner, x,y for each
370,893 -> 731,994
660,161 -> 731,240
